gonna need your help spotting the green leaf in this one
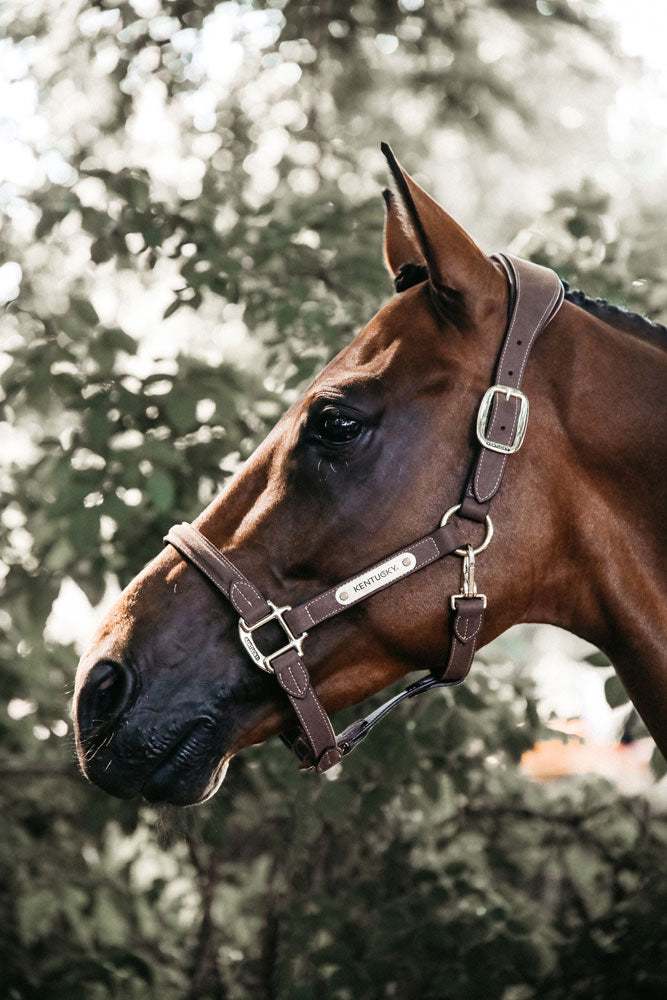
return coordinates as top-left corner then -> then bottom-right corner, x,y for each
80,206 -> 109,235
650,745 -> 667,781
36,200 -> 75,238
141,222 -> 162,247
99,326 -> 137,355
146,471 -> 175,512
69,510 -> 101,551
90,237 -> 114,264
70,297 -> 100,326
164,394 -> 197,433
562,843 -> 612,920
583,650 -> 611,667
44,536 -> 77,572
455,685 -> 487,711
604,674 -> 629,709
17,888 -> 60,946
116,172 -> 150,209
163,299 -> 181,319
92,888 -> 129,947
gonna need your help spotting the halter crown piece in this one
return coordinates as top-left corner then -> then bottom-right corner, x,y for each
165,254 -> 564,772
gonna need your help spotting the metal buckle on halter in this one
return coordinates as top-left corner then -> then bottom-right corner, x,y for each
238,602 -> 308,675
450,544 -> 487,610
476,384 -> 529,454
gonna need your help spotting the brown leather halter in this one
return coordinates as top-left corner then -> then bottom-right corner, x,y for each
164,254 -> 564,773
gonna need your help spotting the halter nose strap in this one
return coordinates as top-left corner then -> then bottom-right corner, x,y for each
164,516 -> 471,771
164,253 -> 564,773
164,521 -> 343,772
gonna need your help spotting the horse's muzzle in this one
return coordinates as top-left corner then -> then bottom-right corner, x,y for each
75,659 -> 230,804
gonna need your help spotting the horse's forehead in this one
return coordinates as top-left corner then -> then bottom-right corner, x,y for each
316,286 -> 441,386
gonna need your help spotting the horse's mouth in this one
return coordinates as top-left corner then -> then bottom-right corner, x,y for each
79,715 -> 230,806
140,718 -> 229,806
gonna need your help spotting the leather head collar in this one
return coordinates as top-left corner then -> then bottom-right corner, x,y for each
164,254 -> 564,772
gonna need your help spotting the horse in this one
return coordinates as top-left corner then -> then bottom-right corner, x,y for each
72,145 -> 667,806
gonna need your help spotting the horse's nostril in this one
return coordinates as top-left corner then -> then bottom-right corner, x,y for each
77,659 -> 135,738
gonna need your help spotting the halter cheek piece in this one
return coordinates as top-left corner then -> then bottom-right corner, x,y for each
165,254 -> 564,773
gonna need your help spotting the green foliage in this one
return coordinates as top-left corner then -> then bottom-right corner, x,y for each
4,670 -> 667,999
514,176 -> 667,324
1,1 -> 666,999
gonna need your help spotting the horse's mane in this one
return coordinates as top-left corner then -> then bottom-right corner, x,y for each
561,283 -> 667,341
393,264 -> 666,343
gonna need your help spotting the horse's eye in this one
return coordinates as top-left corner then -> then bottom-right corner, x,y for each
314,408 -> 363,446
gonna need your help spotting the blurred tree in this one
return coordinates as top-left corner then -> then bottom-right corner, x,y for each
1,1 -> 666,998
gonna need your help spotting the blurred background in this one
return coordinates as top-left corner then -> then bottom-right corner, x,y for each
1,1 -> 667,997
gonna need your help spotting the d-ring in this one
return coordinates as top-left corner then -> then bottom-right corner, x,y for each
439,503 -> 494,556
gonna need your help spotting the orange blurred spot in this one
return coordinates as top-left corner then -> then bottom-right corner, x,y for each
521,719 -> 653,792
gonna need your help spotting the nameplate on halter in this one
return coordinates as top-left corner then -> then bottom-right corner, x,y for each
335,552 -> 416,606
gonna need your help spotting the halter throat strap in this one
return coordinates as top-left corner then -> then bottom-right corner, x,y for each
164,253 -> 564,773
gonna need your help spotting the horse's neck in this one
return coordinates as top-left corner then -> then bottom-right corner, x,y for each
544,305 -> 667,755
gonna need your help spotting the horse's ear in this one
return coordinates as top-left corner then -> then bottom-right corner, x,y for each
382,187 -> 425,278
381,142 -> 502,317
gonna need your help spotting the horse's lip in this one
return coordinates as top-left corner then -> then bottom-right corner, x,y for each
141,717 -> 223,805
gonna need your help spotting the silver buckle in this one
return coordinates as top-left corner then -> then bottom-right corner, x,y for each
476,385 -> 529,455
238,601 -> 307,674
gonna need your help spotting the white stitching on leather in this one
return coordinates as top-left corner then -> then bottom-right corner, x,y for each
230,581 -> 257,615
454,609 -> 482,643
474,262 -> 562,504
286,662 -> 336,754
474,398 -> 518,501
495,254 -> 521,376
170,545 -> 231,600
412,537 -> 439,568
168,533 -> 266,618
178,525 -> 265,605
303,537 -> 440,625
516,283 -> 562,383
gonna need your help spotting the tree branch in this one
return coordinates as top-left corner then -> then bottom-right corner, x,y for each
185,835 -> 227,1000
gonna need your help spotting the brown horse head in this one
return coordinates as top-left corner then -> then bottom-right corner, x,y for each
73,146 -> 667,805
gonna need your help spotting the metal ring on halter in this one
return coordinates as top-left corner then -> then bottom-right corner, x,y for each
439,504 -> 494,556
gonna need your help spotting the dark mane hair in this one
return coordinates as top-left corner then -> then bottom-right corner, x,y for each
392,264 -> 666,342
561,283 -> 666,341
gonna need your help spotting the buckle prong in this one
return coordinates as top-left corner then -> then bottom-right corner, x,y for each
476,384 -> 529,454
238,601 -> 307,674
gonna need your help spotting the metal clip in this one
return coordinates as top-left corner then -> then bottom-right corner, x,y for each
461,545 -> 476,597
450,545 -> 487,610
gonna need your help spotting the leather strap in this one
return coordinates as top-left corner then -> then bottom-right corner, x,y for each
284,521 -> 464,635
166,523 -> 343,771
165,521 -> 468,636
271,651 -> 342,771
163,253 -> 565,772
164,521 -> 271,624
438,597 -> 485,681
332,672 -> 467,757
460,254 -> 564,522
165,519 -> 470,772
